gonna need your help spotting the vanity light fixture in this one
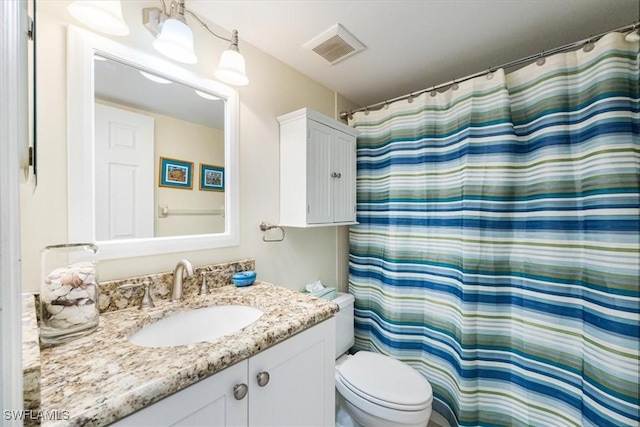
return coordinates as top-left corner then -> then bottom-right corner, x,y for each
624,24 -> 640,42
139,71 -> 173,84
67,0 -> 130,36
195,90 -> 221,100
143,0 -> 249,86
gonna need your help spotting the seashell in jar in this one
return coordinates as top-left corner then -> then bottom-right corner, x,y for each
52,305 -> 75,322
50,318 -> 71,329
48,279 -> 62,291
51,284 -> 72,297
50,297 -> 76,307
67,288 -> 89,301
46,304 -> 64,315
67,307 -> 90,325
85,285 -> 97,300
78,302 -> 96,317
40,290 -> 54,304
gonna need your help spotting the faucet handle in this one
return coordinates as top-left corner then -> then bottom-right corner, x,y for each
199,272 -> 208,296
118,280 -> 154,310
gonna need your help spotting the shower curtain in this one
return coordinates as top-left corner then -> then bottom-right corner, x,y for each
349,32 -> 639,426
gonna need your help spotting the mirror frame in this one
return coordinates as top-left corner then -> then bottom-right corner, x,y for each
67,25 -> 239,260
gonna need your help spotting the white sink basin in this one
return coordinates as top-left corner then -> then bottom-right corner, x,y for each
128,305 -> 264,348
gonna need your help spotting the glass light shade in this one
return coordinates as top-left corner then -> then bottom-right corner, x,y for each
625,30 -> 640,43
67,0 -> 130,36
152,18 -> 198,64
139,71 -> 172,84
195,90 -> 221,100
214,49 -> 249,86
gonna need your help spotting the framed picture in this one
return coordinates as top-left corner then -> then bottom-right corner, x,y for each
200,164 -> 224,191
159,157 -> 193,189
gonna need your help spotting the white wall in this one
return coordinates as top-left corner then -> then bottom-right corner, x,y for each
20,1 -> 356,293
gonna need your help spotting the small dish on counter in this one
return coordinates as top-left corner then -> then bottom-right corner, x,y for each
232,271 -> 257,287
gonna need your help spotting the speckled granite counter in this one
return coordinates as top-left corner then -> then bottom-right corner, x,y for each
33,281 -> 338,426
22,293 -> 41,414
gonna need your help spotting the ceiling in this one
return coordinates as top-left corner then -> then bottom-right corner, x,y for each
188,0 -> 639,108
94,56 -> 225,128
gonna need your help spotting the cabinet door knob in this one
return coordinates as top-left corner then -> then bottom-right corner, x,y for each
331,172 -> 342,178
256,371 -> 270,387
233,383 -> 248,400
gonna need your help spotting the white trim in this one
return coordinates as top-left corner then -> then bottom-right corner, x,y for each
67,26 -> 240,260
0,0 -> 27,424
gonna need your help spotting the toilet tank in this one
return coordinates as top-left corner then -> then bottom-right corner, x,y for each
333,292 -> 355,358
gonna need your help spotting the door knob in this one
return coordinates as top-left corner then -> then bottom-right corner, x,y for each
233,383 -> 248,400
256,371 -> 270,387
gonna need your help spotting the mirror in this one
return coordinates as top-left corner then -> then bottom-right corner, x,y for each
67,25 -> 239,260
94,56 -> 226,239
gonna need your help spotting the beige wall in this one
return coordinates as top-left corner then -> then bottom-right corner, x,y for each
20,1 -> 358,293
154,113 -> 225,237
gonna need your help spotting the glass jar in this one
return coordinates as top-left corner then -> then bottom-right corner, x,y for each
40,243 -> 99,345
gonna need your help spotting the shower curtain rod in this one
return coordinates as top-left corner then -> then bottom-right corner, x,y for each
340,21 -> 639,120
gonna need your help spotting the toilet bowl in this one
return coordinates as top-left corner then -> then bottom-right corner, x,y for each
333,293 -> 433,427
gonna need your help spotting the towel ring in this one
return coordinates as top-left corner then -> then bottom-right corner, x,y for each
259,222 -> 285,242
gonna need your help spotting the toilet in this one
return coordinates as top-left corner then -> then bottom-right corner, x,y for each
333,293 -> 433,427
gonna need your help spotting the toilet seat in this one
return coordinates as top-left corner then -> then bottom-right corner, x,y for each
336,351 -> 432,411
335,351 -> 433,425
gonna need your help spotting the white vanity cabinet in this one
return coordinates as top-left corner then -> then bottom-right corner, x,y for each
278,108 -> 358,227
113,318 -> 335,426
249,317 -> 335,426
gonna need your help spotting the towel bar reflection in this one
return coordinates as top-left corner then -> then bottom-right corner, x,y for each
158,205 -> 224,218
260,222 -> 285,242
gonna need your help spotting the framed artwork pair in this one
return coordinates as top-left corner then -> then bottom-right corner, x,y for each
158,157 -> 224,191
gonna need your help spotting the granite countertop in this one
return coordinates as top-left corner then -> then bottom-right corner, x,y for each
34,281 -> 338,426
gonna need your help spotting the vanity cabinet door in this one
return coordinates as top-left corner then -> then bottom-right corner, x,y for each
248,318 -> 336,427
111,360 -> 248,427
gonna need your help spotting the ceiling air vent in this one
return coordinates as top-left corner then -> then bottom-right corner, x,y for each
303,23 -> 365,65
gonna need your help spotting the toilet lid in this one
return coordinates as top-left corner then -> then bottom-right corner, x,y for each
336,351 -> 432,410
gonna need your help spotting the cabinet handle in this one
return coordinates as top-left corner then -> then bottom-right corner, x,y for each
233,383 -> 248,400
256,371 -> 270,387
331,172 -> 342,178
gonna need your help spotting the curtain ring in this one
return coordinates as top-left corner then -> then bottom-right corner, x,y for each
536,53 -> 546,66
583,40 -> 594,52
486,69 -> 494,80
383,101 -> 389,110
430,87 -> 437,97
407,93 -> 414,103
451,81 -> 459,91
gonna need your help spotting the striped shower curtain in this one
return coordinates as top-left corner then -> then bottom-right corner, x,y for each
349,32 -> 639,426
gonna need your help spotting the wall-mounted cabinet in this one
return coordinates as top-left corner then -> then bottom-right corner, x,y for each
278,108 -> 358,227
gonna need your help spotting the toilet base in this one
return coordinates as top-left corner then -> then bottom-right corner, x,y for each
335,391 -> 431,427
335,393 -> 362,427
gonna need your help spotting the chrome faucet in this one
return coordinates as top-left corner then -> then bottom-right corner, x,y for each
171,259 -> 195,301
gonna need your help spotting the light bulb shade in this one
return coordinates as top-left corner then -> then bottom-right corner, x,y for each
139,71 -> 172,84
68,0 -> 130,36
152,18 -> 198,64
625,30 -> 640,43
215,49 -> 249,86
